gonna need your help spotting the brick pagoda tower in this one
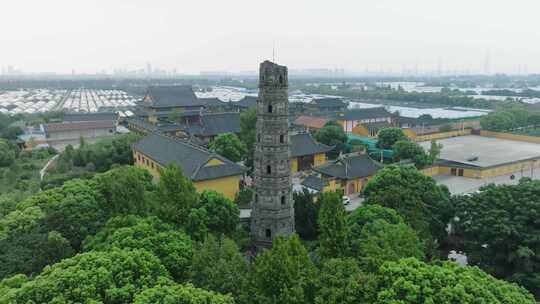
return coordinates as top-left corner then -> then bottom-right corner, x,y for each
251,60 -> 295,248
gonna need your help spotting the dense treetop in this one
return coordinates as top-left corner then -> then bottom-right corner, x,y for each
364,165 -> 451,247
209,133 -> 247,163
0,133 -> 537,302
452,179 -> 540,297
370,258 -> 535,303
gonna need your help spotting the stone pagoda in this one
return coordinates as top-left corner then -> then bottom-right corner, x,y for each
251,60 -> 295,248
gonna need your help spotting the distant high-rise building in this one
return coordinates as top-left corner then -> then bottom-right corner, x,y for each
146,62 -> 152,76
251,60 -> 295,249
484,50 -> 491,75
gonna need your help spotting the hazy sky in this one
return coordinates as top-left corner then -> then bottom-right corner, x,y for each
1,0 -> 539,74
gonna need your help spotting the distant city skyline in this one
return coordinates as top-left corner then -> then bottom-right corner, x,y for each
1,0 -> 539,75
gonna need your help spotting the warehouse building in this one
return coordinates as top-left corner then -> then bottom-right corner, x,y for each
420,135 -> 540,179
41,111 -> 118,150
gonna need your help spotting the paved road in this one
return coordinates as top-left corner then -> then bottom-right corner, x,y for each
344,194 -> 363,212
434,169 -> 540,195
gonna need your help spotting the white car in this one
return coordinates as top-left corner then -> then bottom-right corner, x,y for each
342,196 -> 351,205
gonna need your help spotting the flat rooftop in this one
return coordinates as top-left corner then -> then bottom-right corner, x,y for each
419,135 -> 540,168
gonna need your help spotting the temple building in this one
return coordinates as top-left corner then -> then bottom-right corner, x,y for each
303,153 -> 382,195
133,133 -> 246,199
138,85 -> 205,125
290,132 -> 332,173
127,85 -> 241,145
336,107 -> 394,133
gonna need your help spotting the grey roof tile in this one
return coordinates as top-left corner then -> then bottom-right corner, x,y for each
234,96 -> 257,108
338,107 -> 392,121
313,153 -> 382,180
146,85 -> 205,108
133,133 -> 246,181
301,174 -> 328,191
64,112 -> 118,122
312,98 -> 348,108
290,133 -> 332,157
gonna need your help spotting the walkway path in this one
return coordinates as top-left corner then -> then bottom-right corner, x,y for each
40,154 -> 59,182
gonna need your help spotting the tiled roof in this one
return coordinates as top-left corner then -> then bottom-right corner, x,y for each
294,116 -> 328,129
312,98 -> 348,108
234,96 -> 257,108
200,97 -> 227,107
181,112 -> 241,137
43,121 -> 116,134
135,109 -> 201,118
129,112 -> 240,138
339,107 -> 392,121
313,153 -> 382,180
145,85 -> 205,108
301,174 -> 328,191
290,133 -> 332,157
133,133 -> 246,181
63,112 -> 117,123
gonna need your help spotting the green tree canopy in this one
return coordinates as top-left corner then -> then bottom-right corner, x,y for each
347,205 -> 424,271
1,249 -> 171,304
209,133 -> 247,163
189,235 -> 249,300
347,203 -> 403,228
0,179 -> 105,279
293,188 -> 320,240
153,164 -> 199,225
364,186 -> 432,246
93,165 -> 153,217
0,229 -> 73,280
480,106 -> 532,132
392,140 -> 432,169
369,258 -> 535,303
364,165 -> 451,247
314,125 -> 348,158
355,219 -> 424,271
314,258 -> 365,304
1,126 -> 23,141
133,283 -> 234,304
0,139 -> 16,168
377,128 -> 407,149
239,108 -> 257,168
14,179 -> 106,250
67,133 -> 141,172
83,215 -> 194,282
251,234 -> 316,304
453,179 -> 540,298
195,190 -> 240,237
318,192 -> 348,259
428,139 -> 442,162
